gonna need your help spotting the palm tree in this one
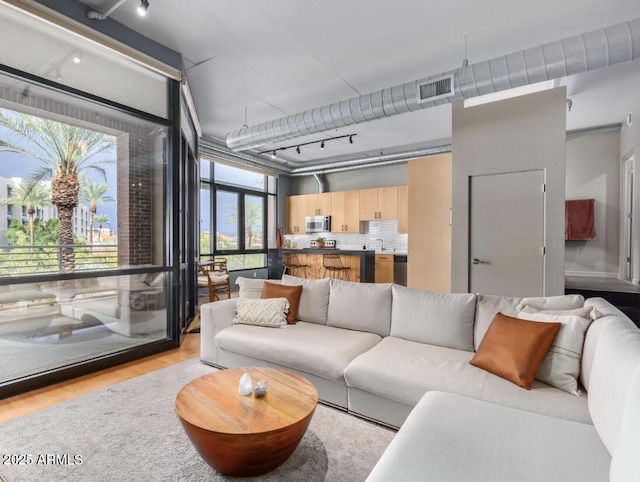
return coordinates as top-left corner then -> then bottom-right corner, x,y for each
226,200 -> 263,248
79,175 -> 114,245
93,214 -> 110,242
0,109 -> 114,271
0,181 -> 51,246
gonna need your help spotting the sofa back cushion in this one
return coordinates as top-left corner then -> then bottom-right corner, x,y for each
581,298 -> 628,390
474,294 -> 585,351
281,275 -> 330,325
588,317 -> 640,456
610,364 -> 640,481
327,279 -> 392,336
390,285 -> 476,351
236,277 -> 281,298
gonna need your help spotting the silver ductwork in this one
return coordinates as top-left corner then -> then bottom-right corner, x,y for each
312,173 -> 326,192
226,18 -> 640,152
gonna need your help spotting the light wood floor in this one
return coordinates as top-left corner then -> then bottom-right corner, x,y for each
0,333 -> 201,424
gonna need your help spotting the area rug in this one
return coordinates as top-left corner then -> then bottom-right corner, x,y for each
0,358 -> 395,481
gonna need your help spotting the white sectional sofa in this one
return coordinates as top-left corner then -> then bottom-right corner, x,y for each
200,275 -> 640,481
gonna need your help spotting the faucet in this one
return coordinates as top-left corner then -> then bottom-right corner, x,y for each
375,239 -> 384,251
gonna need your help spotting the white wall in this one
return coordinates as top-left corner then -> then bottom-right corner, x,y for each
565,130 -> 620,276
451,87 -> 567,296
621,98 -> 640,282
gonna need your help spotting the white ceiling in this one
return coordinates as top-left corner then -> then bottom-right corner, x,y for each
79,0 -> 640,167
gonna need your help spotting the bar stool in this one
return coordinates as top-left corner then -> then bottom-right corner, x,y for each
322,253 -> 350,281
283,252 -> 309,278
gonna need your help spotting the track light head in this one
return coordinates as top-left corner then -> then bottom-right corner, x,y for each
349,135 -> 353,144
320,140 -> 325,150
296,146 -> 301,154
137,0 -> 149,16
271,150 -> 276,158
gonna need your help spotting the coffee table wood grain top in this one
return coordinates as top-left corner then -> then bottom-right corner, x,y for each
176,367 -> 318,476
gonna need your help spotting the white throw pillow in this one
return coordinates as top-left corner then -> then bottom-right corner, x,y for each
517,304 -> 602,321
517,311 -> 593,395
235,277 -> 280,298
281,275 -> 330,325
232,298 -> 289,328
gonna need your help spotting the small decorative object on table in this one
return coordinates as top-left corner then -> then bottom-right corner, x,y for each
253,379 -> 268,397
238,373 -> 253,396
316,236 -> 326,249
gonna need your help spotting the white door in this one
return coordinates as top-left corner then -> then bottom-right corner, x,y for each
469,170 -> 545,296
623,156 -> 634,280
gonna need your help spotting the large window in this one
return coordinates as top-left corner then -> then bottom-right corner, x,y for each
0,1 -> 178,395
200,161 -> 276,270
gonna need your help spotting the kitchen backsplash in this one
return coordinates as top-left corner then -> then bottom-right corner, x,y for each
283,220 -> 407,253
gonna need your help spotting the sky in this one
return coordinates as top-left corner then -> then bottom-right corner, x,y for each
0,123 -> 118,232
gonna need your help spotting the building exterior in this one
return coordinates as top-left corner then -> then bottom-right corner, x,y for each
0,176 -> 90,245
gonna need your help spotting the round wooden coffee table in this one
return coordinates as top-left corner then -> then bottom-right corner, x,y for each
175,367 -> 318,476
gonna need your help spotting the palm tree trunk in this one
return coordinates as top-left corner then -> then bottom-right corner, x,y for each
58,205 -> 75,271
88,211 -> 95,245
28,213 -> 34,247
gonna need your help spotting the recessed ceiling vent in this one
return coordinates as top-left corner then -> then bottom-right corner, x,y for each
418,75 -> 455,102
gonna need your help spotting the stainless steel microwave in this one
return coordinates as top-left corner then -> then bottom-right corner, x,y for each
305,216 -> 331,233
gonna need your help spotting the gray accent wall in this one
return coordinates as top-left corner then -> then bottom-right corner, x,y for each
291,164 -> 407,195
565,130 -> 621,276
451,87 -> 567,296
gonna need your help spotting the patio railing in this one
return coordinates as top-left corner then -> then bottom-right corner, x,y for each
0,244 -> 118,276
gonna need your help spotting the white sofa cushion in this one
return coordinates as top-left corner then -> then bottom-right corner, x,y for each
610,364 -> 640,482
215,321 -> 381,383
327,279 -> 392,337
345,336 -> 591,423
517,311 -> 592,395
588,317 -> 640,455
366,391 -> 610,482
281,274 -> 330,325
390,285 -> 476,351
474,294 -> 585,350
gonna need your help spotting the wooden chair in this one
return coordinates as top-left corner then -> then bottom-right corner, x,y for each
199,259 -> 231,301
282,252 -> 309,278
322,253 -> 350,281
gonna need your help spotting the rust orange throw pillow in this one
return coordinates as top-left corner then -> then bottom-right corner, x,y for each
262,282 -> 303,324
470,312 -> 561,389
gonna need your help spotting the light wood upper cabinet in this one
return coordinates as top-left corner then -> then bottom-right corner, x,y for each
359,187 -> 398,220
397,185 -> 408,233
331,190 -> 361,233
375,254 -> 394,283
286,196 -> 306,234
302,193 -> 332,216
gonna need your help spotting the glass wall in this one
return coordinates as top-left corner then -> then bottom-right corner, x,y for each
200,160 -> 277,270
0,3 -> 177,393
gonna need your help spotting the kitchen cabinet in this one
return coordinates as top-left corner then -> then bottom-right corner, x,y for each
286,196 -> 306,234
302,193 -> 332,216
397,185 -> 408,233
359,186 -> 398,220
375,254 -> 394,283
331,190 -> 361,233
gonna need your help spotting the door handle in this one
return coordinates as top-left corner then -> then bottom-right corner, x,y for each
471,258 -> 487,265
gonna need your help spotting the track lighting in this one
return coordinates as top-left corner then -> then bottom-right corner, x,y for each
137,0 -> 149,16
257,133 -> 357,157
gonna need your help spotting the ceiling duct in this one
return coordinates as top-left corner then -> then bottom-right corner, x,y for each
226,18 -> 640,152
